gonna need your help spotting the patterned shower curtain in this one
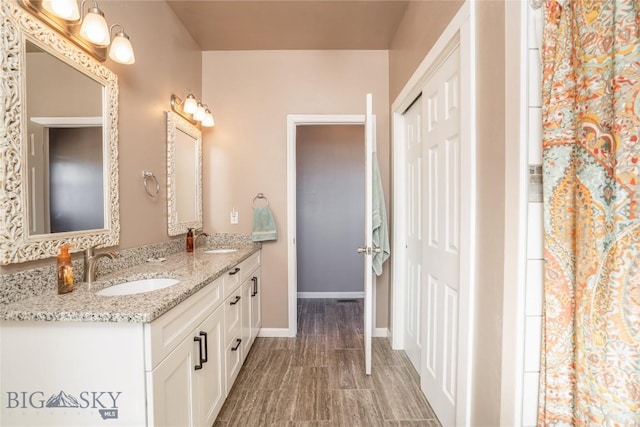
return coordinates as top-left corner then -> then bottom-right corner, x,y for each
538,0 -> 640,425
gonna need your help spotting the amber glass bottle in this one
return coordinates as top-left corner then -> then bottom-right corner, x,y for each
186,228 -> 194,252
57,245 -> 74,294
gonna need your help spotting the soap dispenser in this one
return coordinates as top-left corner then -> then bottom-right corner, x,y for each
186,228 -> 194,252
57,245 -> 74,294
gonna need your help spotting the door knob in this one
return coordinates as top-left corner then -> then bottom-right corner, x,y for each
357,247 -> 370,254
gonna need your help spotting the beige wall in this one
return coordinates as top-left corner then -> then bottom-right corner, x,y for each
0,1 -> 202,275
388,0 -> 464,102
201,50 -> 390,329
101,1 -> 202,250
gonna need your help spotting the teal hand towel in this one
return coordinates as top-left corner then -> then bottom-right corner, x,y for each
252,206 -> 278,242
372,157 -> 390,276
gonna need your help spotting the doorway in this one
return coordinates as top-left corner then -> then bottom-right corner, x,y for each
286,114 -> 366,337
296,125 -> 365,300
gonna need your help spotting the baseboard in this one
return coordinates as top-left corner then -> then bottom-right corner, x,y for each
257,328 -> 295,338
258,327 -> 388,338
374,328 -> 389,338
297,292 -> 364,299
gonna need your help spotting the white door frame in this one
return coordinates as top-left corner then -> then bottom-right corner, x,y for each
391,2 -> 476,425
500,1 -> 533,424
286,114 -> 366,337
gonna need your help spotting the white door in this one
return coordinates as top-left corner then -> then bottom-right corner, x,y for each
421,47 -> 461,426
359,93 -> 375,375
403,97 -> 423,373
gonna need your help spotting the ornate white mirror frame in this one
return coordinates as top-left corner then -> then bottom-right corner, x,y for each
167,111 -> 203,236
0,2 -> 120,264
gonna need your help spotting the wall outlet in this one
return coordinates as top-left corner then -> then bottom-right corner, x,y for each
230,208 -> 239,224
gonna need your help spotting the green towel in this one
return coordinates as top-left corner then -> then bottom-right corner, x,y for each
372,157 -> 390,276
252,206 -> 277,242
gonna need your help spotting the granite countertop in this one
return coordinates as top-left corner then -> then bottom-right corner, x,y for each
0,244 -> 260,323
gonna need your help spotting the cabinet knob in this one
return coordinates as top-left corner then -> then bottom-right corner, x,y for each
229,267 -> 241,276
230,295 -> 241,305
231,338 -> 242,352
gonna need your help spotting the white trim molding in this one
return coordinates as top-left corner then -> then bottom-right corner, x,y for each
30,116 -> 103,127
500,1 -> 531,425
286,114 -> 366,337
257,328 -> 295,338
373,328 -> 389,338
297,292 -> 365,299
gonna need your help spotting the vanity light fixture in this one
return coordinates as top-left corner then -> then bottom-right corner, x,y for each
170,93 -> 215,127
79,1 -> 110,46
202,108 -> 215,127
108,25 -> 135,64
41,0 -> 80,20
37,0 -> 136,64
194,102 -> 206,122
183,94 -> 198,114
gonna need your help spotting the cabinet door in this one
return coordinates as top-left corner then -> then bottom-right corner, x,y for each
224,333 -> 243,396
195,306 -> 225,427
147,336 -> 196,427
241,278 -> 252,360
250,270 -> 262,346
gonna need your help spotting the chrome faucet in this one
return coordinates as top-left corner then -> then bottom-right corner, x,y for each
84,246 -> 117,284
194,229 -> 209,248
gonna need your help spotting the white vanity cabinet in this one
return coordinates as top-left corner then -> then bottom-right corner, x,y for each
0,250 -> 262,427
145,278 -> 225,427
221,252 -> 261,394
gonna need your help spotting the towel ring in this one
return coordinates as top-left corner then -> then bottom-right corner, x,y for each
252,193 -> 269,208
143,171 -> 160,197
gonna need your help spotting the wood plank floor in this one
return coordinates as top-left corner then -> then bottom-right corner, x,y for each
214,298 -> 441,427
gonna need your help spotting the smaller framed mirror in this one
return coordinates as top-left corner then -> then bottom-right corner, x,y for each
167,111 -> 202,236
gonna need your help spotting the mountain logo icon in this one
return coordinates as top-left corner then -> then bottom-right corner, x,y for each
45,391 -> 80,408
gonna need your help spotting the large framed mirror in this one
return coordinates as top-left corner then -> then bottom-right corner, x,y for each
0,2 -> 119,264
167,112 -> 202,236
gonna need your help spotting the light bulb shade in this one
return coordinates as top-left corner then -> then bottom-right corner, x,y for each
79,7 -> 110,46
194,103 -> 206,121
183,94 -> 197,114
109,31 -> 135,64
42,0 -> 80,20
202,110 -> 215,127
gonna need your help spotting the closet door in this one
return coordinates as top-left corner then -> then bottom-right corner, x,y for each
421,46 -> 461,427
403,97 -> 423,374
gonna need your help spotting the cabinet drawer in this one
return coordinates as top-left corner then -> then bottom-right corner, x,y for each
223,267 -> 241,300
224,292 -> 242,345
223,252 -> 261,299
144,278 -> 222,370
238,252 -> 260,283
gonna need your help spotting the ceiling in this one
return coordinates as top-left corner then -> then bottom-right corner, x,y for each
166,1 -> 410,50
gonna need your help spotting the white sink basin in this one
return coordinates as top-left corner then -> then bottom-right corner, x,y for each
96,278 -> 180,296
204,248 -> 238,254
